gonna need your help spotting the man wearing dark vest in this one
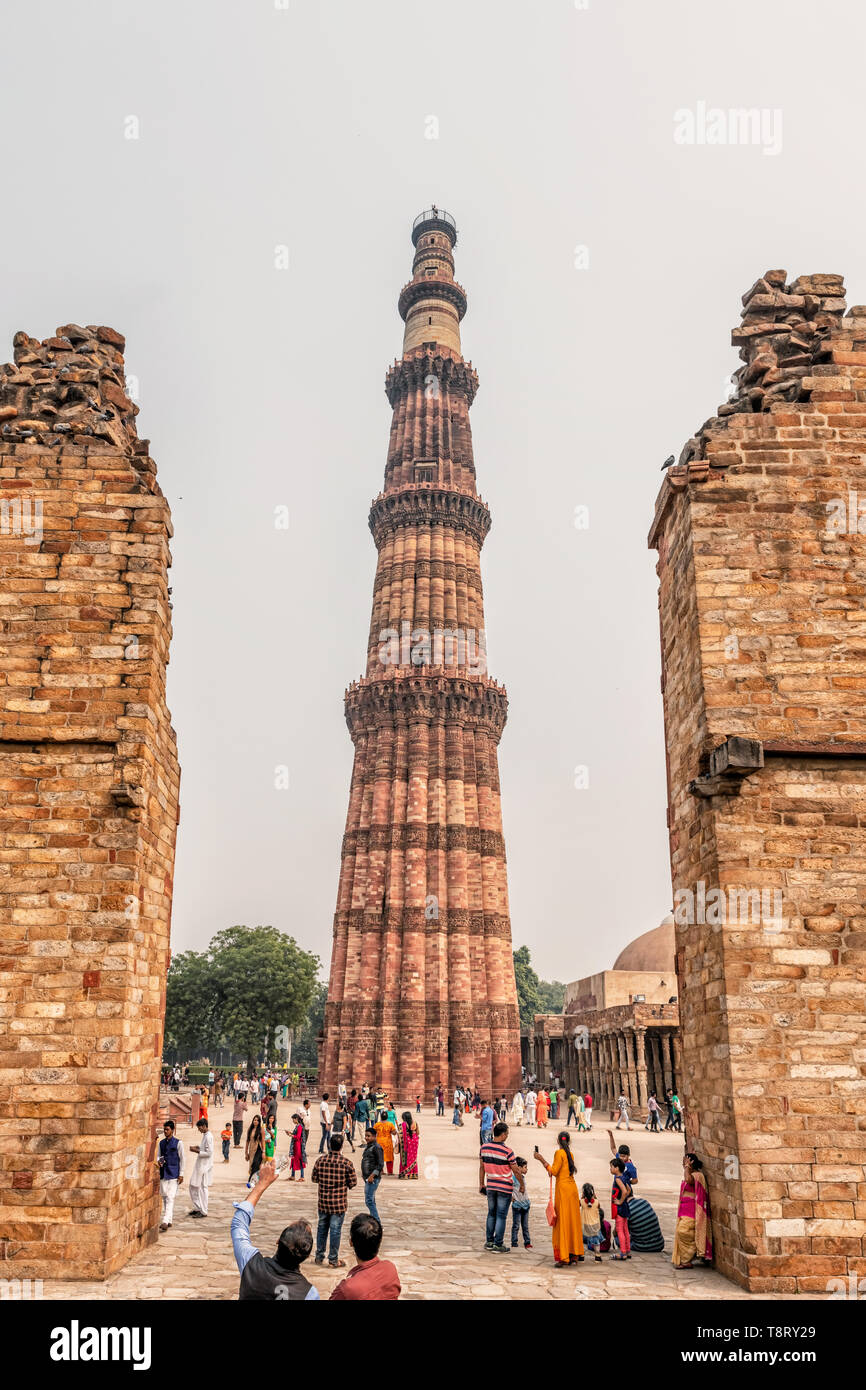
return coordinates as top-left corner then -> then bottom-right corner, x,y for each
157,1119 -> 185,1231
231,1161 -> 320,1300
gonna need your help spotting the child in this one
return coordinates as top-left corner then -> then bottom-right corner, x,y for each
580,1182 -> 603,1262
510,1157 -> 532,1249
610,1156 -> 633,1260
599,1203 -> 612,1253
415,1095 -> 422,1114
220,1122 -> 232,1163
264,1115 -> 277,1161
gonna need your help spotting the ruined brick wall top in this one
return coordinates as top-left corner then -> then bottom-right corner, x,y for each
1,325 -> 149,464
0,326 -> 173,751
652,271 -> 858,482
649,270 -> 866,748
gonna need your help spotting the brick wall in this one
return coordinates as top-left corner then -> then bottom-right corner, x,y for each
0,325 -> 179,1278
649,273 -> 866,1291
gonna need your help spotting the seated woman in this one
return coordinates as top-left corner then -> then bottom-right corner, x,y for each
605,1131 -> 664,1252
627,1195 -> 665,1252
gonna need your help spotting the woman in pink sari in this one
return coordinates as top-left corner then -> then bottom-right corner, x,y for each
672,1152 -> 713,1267
284,1114 -> 306,1181
398,1111 -> 420,1178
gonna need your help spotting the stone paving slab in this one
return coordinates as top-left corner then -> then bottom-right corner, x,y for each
40,1104 -> 817,1301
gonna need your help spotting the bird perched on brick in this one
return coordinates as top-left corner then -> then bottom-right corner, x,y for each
661,454 -> 675,470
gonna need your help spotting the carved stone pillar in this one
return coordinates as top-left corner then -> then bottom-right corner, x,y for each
599,1034 -> 610,1109
589,1034 -> 600,1104
662,1031 -> 674,1095
634,1025 -> 648,1108
649,1031 -> 662,1099
624,1028 -> 638,1110
607,1033 -> 618,1108
672,1030 -> 683,1093
612,1033 -> 623,1103
614,1032 -> 625,1100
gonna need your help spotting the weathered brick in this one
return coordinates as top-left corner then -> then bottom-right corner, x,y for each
649,269 -> 866,1293
0,325 -> 179,1279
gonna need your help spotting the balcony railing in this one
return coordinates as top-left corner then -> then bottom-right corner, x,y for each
412,207 -> 456,233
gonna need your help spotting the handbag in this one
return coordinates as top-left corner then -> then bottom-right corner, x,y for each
545,1175 -> 556,1227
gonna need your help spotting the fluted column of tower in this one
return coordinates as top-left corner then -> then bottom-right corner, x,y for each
322,209 -> 522,1101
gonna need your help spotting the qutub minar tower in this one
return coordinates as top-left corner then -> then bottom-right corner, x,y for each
321,208 -> 522,1098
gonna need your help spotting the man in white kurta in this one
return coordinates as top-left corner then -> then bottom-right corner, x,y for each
525,1089 -> 537,1126
188,1118 -> 214,1217
511,1091 -> 525,1126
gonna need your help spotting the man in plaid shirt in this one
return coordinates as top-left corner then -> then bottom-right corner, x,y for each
311,1134 -> 358,1267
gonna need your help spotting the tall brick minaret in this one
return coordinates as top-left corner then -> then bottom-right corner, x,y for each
321,208 -> 521,1100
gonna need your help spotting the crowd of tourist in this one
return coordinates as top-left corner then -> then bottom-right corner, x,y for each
155,1067 -> 710,1298
161,1065 -> 315,1105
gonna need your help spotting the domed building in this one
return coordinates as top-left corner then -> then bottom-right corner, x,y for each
526,917 -> 681,1117
612,916 -> 675,973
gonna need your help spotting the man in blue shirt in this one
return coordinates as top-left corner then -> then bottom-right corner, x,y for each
480,1100 -> 496,1146
231,1162 -> 320,1300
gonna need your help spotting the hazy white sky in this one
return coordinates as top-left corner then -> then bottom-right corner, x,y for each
2,0 -> 862,980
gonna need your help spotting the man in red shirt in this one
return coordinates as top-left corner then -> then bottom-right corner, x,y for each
329,1213 -> 401,1300
584,1093 -> 593,1130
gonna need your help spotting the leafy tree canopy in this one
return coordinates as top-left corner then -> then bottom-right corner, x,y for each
513,944 -> 566,1030
164,925 -> 320,1065
292,980 -> 327,1070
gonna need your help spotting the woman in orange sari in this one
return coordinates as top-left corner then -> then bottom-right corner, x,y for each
374,1110 -> 397,1176
672,1152 -> 713,1267
533,1131 -> 584,1266
536,1089 -> 549,1128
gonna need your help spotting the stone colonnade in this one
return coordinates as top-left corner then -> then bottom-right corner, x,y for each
530,1006 -> 681,1116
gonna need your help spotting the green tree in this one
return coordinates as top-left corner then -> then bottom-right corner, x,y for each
208,925 -> 319,1064
538,978 -> 566,1014
165,926 -> 320,1065
513,944 -> 542,1029
292,980 -> 327,1069
513,945 -> 565,1029
164,949 -> 221,1057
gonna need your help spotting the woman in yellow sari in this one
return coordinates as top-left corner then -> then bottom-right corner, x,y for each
534,1131 -> 584,1266
374,1110 -> 397,1175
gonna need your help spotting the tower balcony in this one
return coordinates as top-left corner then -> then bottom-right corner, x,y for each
344,667 -> 508,742
385,349 -> 479,406
411,207 -> 457,247
398,276 -> 468,323
368,483 -> 492,547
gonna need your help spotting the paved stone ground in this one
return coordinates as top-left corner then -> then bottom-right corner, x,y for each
42,1101 -> 806,1300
